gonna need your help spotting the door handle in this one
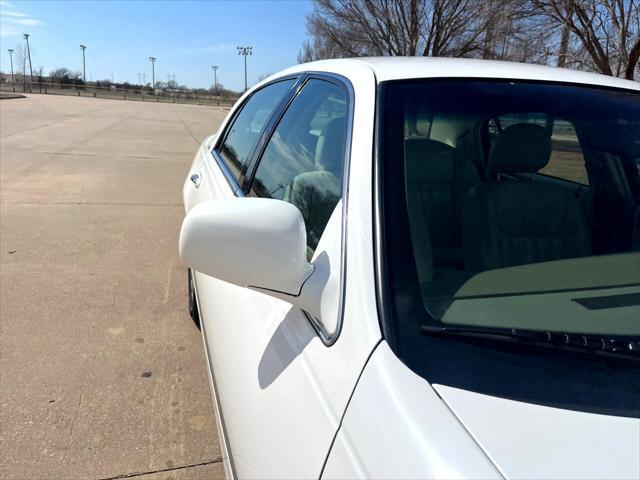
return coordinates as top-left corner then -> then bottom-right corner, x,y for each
190,172 -> 201,189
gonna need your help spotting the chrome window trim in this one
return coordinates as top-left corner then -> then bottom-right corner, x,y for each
210,148 -> 245,197
372,81 -> 396,348
305,72 -> 354,347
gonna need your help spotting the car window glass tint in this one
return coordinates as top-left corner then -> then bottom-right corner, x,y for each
250,79 -> 348,258
218,79 -> 295,181
382,80 -> 640,337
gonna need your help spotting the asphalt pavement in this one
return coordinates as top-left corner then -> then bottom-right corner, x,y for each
0,94 -> 228,479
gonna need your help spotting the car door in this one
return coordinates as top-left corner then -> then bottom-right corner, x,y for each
186,72 -> 381,479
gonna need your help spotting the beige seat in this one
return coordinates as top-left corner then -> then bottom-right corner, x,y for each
404,139 -> 480,283
462,124 -> 591,271
285,117 -> 345,253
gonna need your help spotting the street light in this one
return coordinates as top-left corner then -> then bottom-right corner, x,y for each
211,65 -> 218,95
23,33 -> 33,93
80,44 -> 86,84
237,46 -> 252,92
7,49 -> 14,92
149,56 -> 156,93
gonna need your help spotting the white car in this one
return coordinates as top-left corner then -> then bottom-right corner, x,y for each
179,58 -> 640,479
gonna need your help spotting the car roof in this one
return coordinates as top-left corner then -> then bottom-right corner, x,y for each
279,57 -> 639,91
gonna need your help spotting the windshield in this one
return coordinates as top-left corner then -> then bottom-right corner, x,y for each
378,80 -> 640,416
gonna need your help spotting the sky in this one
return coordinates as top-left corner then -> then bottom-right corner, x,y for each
0,0 -> 315,91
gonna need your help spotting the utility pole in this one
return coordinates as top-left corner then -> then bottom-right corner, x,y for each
8,49 -> 14,92
22,48 -> 26,93
80,44 -> 86,84
237,46 -> 252,92
211,65 -> 218,94
149,56 -> 156,93
24,33 -> 33,93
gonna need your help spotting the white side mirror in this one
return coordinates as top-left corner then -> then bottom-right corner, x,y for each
179,198 -> 314,297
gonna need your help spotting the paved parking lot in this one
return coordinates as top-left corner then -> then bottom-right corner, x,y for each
0,95 -> 228,479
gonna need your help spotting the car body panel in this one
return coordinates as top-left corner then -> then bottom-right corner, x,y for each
190,270 -> 234,479
271,57 -> 639,91
434,384 -> 640,479
183,62 -> 382,478
323,342 -> 502,479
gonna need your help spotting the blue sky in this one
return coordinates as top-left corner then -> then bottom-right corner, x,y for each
0,0 -> 314,91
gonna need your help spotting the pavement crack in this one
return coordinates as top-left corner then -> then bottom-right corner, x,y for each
35,151 -> 159,159
68,391 -> 84,439
0,115 -> 79,139
172,106 -> 200,146
163,258 -> 177,304
95,458 -> 223,480
0,104 -> 116,139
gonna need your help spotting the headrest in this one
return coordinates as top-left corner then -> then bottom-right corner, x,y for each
488,124 -> 552,177
315,117 -> 346,174
405,139 -> 457,183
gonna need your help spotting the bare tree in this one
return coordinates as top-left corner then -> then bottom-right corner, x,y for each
481,2 -> 556,63
302,0 -> 496,60
13,44 -> 27,91
35,65 -> 44,92
300,0 -> 638,80
300,0 -> 562,64
298,36 -> 341,62
532,0 -> 640,79
257,72 -> 275,82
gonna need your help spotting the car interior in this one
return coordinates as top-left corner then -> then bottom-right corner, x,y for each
402,109 -> 640,327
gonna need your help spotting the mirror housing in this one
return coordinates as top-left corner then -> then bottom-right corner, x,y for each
179,198 -> 315,298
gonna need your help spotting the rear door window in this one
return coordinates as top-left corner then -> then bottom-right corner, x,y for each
217,79 -> 295,182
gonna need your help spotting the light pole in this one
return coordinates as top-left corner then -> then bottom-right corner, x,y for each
237,46 -> 252,92
24,33 -> 33,93
80,44 -> 86,84
149,56 -> 156,93
8,49 -> 14,92
211,65 -> 218,95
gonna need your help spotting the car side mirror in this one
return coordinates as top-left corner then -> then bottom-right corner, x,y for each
179,198 -> 317,309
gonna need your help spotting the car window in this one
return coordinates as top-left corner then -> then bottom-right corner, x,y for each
384,81 -> 639,334
218,79 -> 295,182
379,80 -> 640,417
249,78 -> 348,258
489,114 -> 589,185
